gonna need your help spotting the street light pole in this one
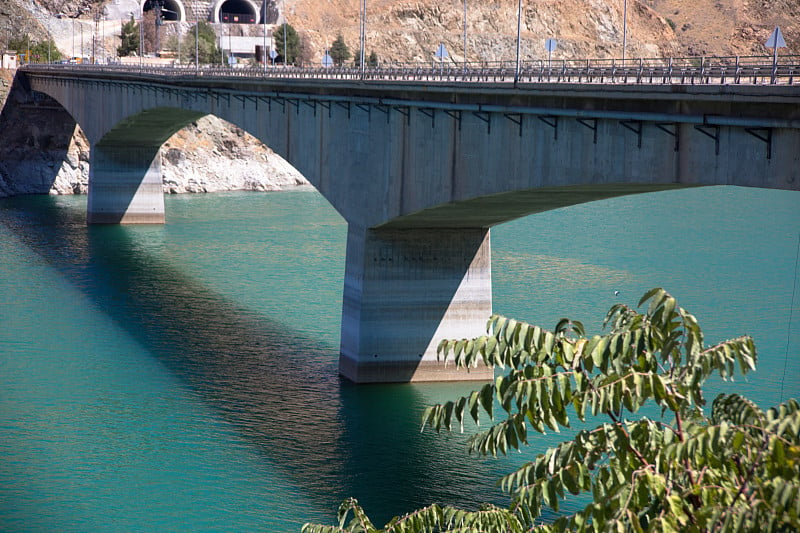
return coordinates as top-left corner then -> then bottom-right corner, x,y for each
514,0 -> 522,83
622,0 -> 627,64
359,0 -> 365,74
262,7 -> 267,72
93,13 -> 99,63
463,0 -> 467,72
139,13 -> 143,66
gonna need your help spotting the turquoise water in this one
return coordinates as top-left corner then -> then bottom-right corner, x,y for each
1,186 -> 798,531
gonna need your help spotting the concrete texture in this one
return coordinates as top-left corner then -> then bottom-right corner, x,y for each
17,68 -> 800,381
88,143 -> 165,223
339,226 -> 493,383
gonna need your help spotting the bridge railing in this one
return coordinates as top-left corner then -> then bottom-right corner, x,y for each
22,55 -> 800,85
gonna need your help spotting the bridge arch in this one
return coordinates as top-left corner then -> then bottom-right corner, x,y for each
212,0 -> 261,24
141,0 -> 187,22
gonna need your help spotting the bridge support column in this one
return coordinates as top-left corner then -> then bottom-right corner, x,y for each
87,144 -> 165,224
339,226 -> 494,383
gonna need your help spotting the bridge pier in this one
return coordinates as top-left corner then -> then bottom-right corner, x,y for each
87,144 -> 165,224
339,226 -> 494,383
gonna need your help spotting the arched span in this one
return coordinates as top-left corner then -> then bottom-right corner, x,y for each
375,183 -> 697,229
141,0 -> 187,22
213,0 -> 260,23
97,107 -> 206,148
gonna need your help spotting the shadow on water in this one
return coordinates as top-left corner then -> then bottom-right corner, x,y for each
0,195 -> 503,524
0,74 -> 77,194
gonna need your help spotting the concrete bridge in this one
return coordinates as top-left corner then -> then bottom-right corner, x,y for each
15,64 -> 800,382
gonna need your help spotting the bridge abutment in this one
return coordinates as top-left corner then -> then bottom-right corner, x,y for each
87,144 -> 166,224
339,226 -> 494,383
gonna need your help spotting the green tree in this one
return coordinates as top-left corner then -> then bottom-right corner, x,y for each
329,34 -> 350,67
30,40 -> 62,63
273,23 -> 299,65
7,36 -> 61,63
354,49 -> 379,68
367,51 -> 378,67
182,21 -> 224,66
117,15 -> 140,57
303,288 -> 800,532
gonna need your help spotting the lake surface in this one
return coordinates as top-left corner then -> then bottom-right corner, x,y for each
1,186 -> 798,531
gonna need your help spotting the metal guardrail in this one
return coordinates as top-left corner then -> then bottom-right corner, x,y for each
21,55 -> 800,86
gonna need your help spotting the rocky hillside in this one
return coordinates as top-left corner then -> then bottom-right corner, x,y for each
286,0 -> 797,63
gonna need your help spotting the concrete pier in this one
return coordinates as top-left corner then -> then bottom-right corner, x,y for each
339,226 -> 494,382
87,144 -> 166,224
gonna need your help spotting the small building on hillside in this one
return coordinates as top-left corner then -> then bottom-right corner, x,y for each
2,51 -> 18,70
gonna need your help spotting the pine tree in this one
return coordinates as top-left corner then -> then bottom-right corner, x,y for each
182,22 -> 224,66
329,34 -> 350,67
273,23 -> 300,65
117,15 -> 140,57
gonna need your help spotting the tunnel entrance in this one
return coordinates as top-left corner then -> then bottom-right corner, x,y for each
216,0 -> 259,24
142,0 -> 185,22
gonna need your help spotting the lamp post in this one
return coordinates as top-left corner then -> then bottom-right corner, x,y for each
195,14 -> 199,72
359,0 -> 365,74
262,6 -> 267,72
138,11 -> 143,66
622,0 -> 627,64
514,0 -> 522,83
463,0 -> 467,72
93,12 -> 100,63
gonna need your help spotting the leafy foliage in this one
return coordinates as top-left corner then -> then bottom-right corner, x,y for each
9,36 -> 62,63
181,22 -> 224,66
273,23 -> 300,65
117,15 -> 140,57
354,49 -> 379,68
303,289 -> 799,532
329,34 -> 351,67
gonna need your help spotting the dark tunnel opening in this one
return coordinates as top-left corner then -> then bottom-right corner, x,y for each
218,0 -> 258,24
142,0 -> 183,22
